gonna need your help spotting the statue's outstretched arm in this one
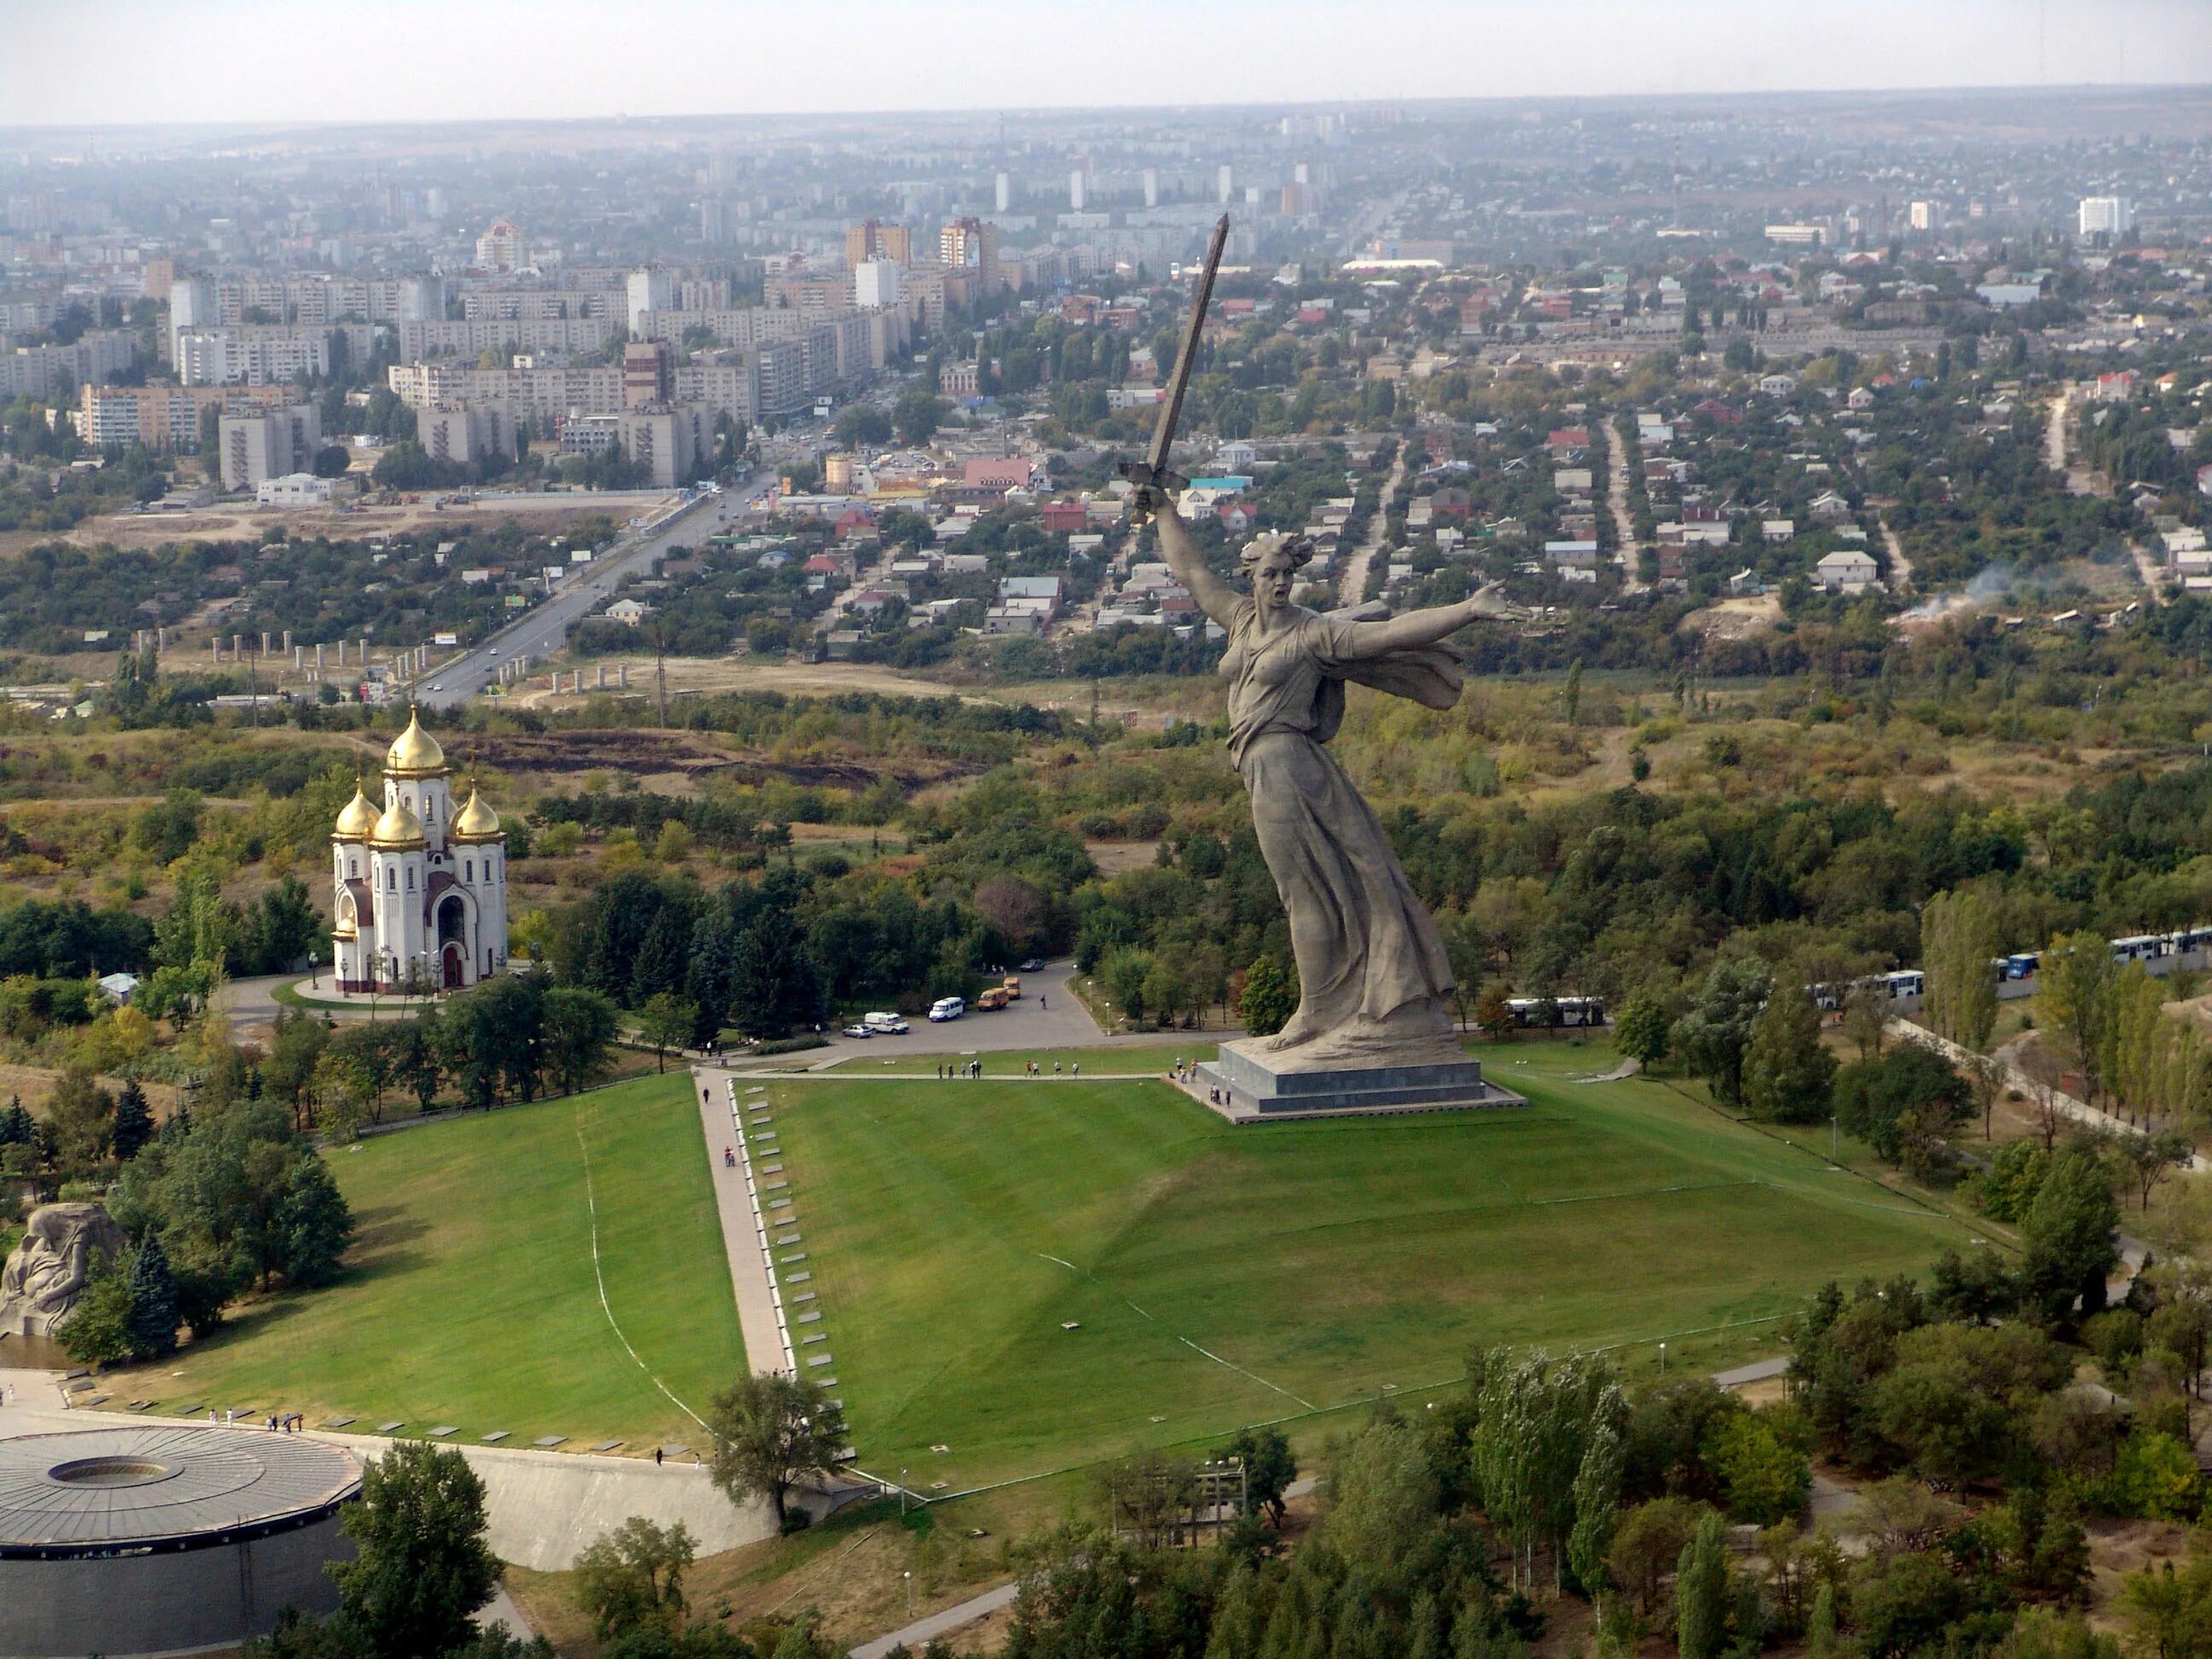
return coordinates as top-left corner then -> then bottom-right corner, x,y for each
1333,584 -> 1524,659
1137,487 -> 1243,630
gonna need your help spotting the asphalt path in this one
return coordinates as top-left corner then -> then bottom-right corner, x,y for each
415,467 -> 773,711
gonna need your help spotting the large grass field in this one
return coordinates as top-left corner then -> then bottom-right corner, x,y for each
103,1074 -> 742,1449
761,1041 -> 1988,1492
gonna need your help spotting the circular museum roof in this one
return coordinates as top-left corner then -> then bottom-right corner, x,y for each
0,1426 -> 360,1554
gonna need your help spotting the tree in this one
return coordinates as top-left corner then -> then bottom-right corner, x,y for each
1614,994 -> 1670,1068
573,1516 -> 696,1637
834,405 -> 894,448
111,1079 -> 154,1161
1218,1425 -> 1297,1526
893,387 -> 947,447
1609,1496 -> 1703,1615
328,1441 -> 502,1656
1237,956 -> 1295,1038
1834,1044 -> 1973,1171
1566,1418 -> 1625,1604
637,992 -> 695,1073
56,1260 -> 135,1367
1675,957 -> 1773,1110
1703,1412 -> 1808,1524
1476,981 -> 1516,1043
708,1372 -> 847,1528
277,1155 -> 355,1289
1741,987 -> 1837,1124
542,987 -> 619,1096
1921,890 -> 2000,1051
2022,1150 -> 2122,1321
125,1230 -> 180,1359
2040,931 -> 2117,1107
1674,1510 -> 1732,1659
2126,1128 -> 2197,1212
653,820 -> 694,864
44,1068 -> 114,1173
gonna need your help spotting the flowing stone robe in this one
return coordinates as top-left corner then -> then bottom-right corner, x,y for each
1220,597 -> 1464,1063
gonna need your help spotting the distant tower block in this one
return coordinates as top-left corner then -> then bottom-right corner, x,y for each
994,171 -> 1010,212
596,664 -> 607,689
260,632 -> 270,655
1217,164 -> 1232,204
210,638 -> 219,663
282,630 -> 293,652
1143,168 -> 1159,208
317,643 -> 328,672
294,646 -> 304,669
233,634 -> 244,660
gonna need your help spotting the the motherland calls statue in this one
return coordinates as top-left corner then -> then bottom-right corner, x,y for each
0,1202 -> 129,1338
1148,502 -> 1523,1068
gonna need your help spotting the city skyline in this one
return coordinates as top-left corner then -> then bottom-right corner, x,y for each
7,0 -> 2212,128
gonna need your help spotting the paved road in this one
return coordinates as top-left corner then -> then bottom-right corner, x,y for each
416,468 -> 772,711
1605,422 -> 1646,595
1336,445 -> 1406,608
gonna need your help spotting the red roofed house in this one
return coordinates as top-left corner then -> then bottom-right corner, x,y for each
833,508 -> 876,538
1216,503 -> 1253,534
1547,428 -> 1590,455
1691,399 -> 1743,425
1040,501 -> 1088,534
963,456 -> 1034,490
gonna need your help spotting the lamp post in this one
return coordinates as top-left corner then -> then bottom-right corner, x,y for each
1658,1341 -> 1667,1377
904,1569 -> 913,1621
899,1467 -> 907,1518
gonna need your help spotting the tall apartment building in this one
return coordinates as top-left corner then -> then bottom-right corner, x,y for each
210,274 -> 444,326
939,218 -> 999,297
626,269 -> 675,334
855,259 -> 902,309
176,324 -> 369,387
2079,196 -> 2133,239
994,172 -> 1010,213
623,340 -> 673,408
475,218 -> 527,272
169,275 -> 216,361
619,405 -> 711,488
396,317 -> 616,359
219,404 -> 321,490
0,329 -> 139,399
79,382 -> 291,451
845,219 -> 912,268
420,402 -> 512,470
701,198 -> 729,247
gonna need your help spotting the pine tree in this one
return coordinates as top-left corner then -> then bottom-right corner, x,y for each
276,1155 -> 356,1289
125,1232 -> 180,1359
0,1095 -> 26,1144
1807,1582 -> 1837,1659
112,1080 -> 154,1161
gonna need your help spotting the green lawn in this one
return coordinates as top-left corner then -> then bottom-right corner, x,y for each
103,1074 -> 742,1449
760,1041 -> 1984,1491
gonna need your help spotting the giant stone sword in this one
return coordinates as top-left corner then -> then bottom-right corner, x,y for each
1120,212 -> 1231,504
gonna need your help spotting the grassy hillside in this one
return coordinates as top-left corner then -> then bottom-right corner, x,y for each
761,1041 -> 1983,1490
104,1074 -> 742,1450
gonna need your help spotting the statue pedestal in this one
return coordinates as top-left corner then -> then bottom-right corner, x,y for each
1190,1039 -> 1526,1125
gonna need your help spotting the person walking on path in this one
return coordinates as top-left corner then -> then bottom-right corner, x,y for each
655,1447 -> 664,1466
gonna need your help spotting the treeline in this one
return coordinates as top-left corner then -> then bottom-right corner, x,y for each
59,1045 -> 354,1368
999,1233 -> 2212,1659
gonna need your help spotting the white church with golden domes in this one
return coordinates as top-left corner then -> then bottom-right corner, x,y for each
330,708 -> 509,993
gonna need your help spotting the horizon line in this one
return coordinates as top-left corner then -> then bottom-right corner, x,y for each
4,79 -> 2210,141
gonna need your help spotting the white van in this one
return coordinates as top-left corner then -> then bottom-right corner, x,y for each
928,997 -> 965,1023
864,1011 -> 910,1034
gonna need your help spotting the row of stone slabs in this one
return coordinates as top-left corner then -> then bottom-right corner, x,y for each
748,1091 -> 837,1383
157,1404 -> 636,1453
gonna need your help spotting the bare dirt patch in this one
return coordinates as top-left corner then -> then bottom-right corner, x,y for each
1680,593 -> 1783,642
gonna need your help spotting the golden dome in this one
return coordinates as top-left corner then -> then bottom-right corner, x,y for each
368,795 -> 426,850
384,707 -> 446,778
333,787 -> 379,841
451,789 -> 503,842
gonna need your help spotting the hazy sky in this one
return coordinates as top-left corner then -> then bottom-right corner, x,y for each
7,0 -> 2212,126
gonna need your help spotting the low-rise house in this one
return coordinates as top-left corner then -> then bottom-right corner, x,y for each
1815,549 -> 1879,593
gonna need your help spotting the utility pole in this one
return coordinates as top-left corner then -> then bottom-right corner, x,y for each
653,620 -> 668,728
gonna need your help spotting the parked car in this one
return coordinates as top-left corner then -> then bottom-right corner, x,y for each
841,1023 -> 874,1039
928,996 -> 965,1022
863,1012 -> 910,1034
1019,958 -> 1045,974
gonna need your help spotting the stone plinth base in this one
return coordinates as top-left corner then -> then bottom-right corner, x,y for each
1191,1040 -> 1526,1124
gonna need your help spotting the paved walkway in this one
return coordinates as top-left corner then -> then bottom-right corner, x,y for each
1336,444 -> 1406,608
0,1366 -> 774,1570
851,1581 -> 1021,1659
695,1070 -> 795,1378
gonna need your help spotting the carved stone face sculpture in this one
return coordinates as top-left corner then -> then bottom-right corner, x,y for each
0,1202 -> 129,1338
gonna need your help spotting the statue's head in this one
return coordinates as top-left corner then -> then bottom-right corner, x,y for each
1239,532 -> 1314,614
